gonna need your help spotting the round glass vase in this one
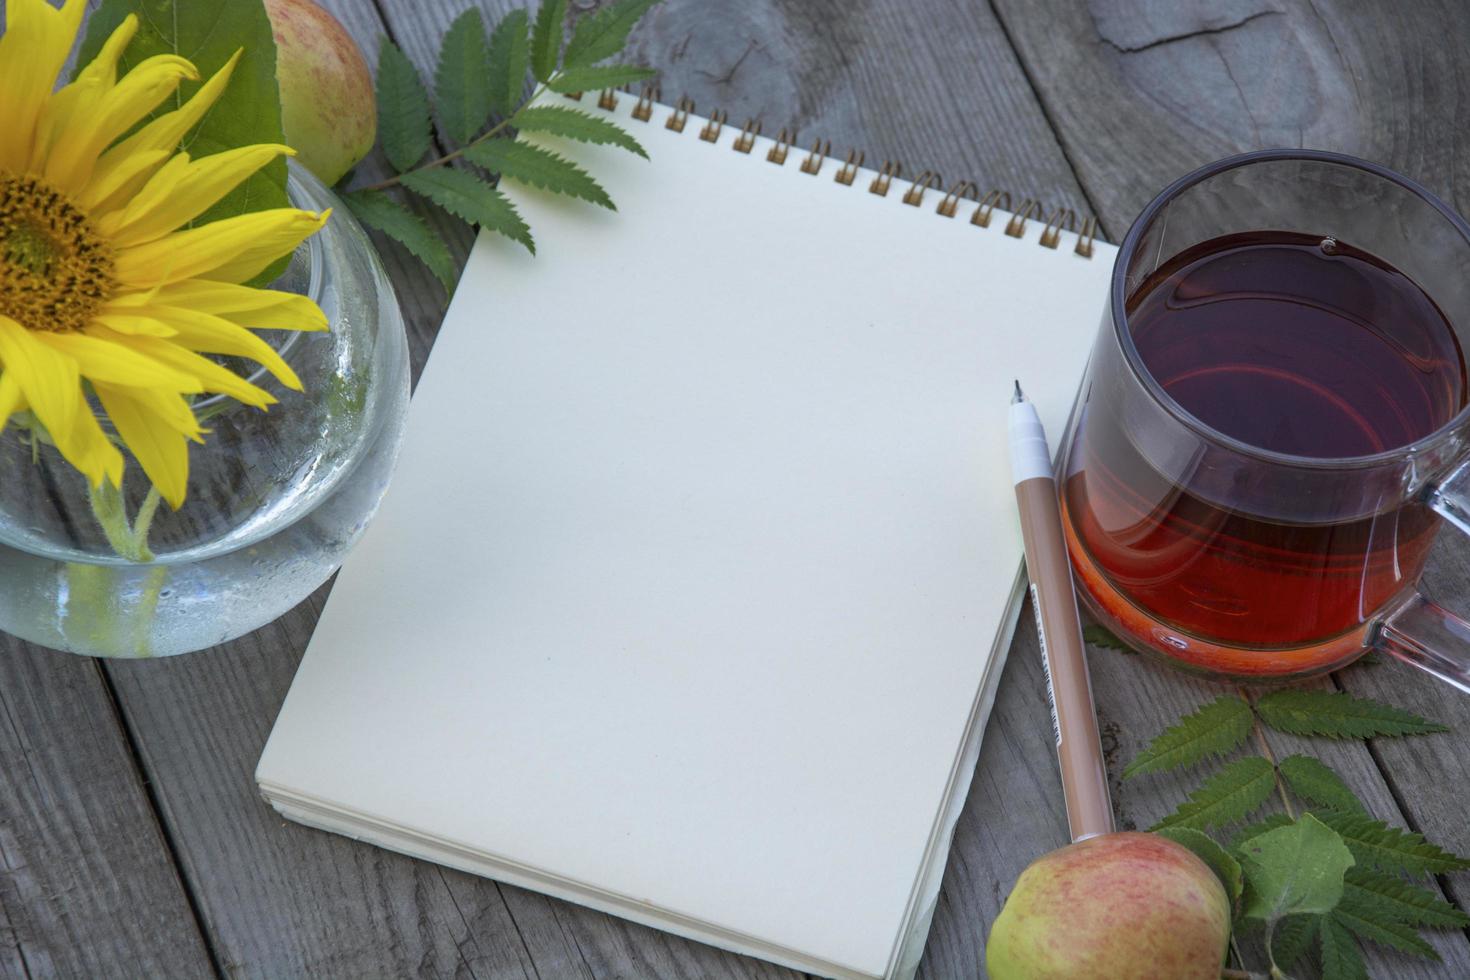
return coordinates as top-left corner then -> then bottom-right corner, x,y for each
0,162 -> 412,658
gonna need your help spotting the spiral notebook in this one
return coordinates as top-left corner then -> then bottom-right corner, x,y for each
257,91 -> 1116,980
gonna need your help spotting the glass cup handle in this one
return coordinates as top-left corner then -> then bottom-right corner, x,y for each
1377,456 -> 1470,692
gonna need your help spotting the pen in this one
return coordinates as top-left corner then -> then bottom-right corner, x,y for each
1008,380 -> 1114,842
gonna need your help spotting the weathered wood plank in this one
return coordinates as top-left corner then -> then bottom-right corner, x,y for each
0,638 -> 216,979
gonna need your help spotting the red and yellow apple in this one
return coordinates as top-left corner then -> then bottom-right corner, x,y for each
264,0 -> 376,186
986,832 -> 1231,979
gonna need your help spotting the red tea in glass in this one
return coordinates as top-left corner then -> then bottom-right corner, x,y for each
1058,152 -> 1470,689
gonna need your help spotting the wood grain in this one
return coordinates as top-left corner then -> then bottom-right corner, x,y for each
0,638 -> 215,979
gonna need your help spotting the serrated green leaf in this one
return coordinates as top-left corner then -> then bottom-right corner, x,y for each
1233,812 -> 1294,849
1316,811 -> 1470,875
377,38 -> 433,172
531,0 -> 569,82
464,139 -> 613,210
1239,814 -> 1355,924
1124,695 -> 1252,779
1278,756 -> 1367,815
1153,757 -> 1275,831
1269,914 -> 1319,972
547,63 -> 657,94
1343,867 -> 1470,928
1319,915 -> 1369,980
343,190 -> 456,291
1081,624 -> 1130,651
1155,827 -> 1243,912
77,0 -> 287,231
1256,690 -> 1447,739
400,168 -> 534,253
1333,895 -> 1439,960
435,9 -> 494,145
563,0 -> 660,69
512,105 -> 648,158
487,9 -> 531,119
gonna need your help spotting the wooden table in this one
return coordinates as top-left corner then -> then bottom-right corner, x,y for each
5,1 -> 1470,977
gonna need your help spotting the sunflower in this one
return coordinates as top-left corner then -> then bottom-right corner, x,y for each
0,0 -> 329,508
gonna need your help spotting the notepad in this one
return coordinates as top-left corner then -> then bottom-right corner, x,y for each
257,90 -> 1116,980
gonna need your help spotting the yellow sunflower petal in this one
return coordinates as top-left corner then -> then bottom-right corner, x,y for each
114,208 -> 329,288
33,8 -> 140,169
0,0 -> 86,173
75,13 -> 140,87
116,280 -> 329,332
33,331 -> 203,392
91,312 -> 180,337
0,372 -> 26,435
101,145 -> 297,247
124,305 -> 303,390
0,315 -> 79,446
97,332 -> 278,409
93,383 -> 193,508
45,54 -> 200,194
57,402 -> 125,490
83,49 -> 241,212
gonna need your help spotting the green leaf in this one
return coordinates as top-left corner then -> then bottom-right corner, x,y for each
1256,690 -> 1447,739
1155,827 -> 1243,911
487,9 -> 531,119
1081,624 -> 1130,651
1123,695 -> 1252,779
511,105 -> 648,158
1319,915 -> 1369,980
343,190 -> 456,291
400,168 -> 534,253
563,0 -> 660,69
1277,756 -> 1367,815
77,0 -> 286,228
464,139 -> 614,210
531,0 -> 569,82
547,64 -> 657,94
1238,813 -> 1355,923
376,38 -> 433,173
1152,756 -> 1275,831
1316,810 -> 1470,875
1333,894 -> 1439,960
435,9 -> 494,145
1343,867 -> 1470,928
1269,914 -> 1319,972
1233,812 -> 1294,849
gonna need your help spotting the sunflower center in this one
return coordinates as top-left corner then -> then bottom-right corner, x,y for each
0,173 -> 114,333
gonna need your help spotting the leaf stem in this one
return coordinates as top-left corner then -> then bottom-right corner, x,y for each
357,82 -> 552,192
1242,688 -> 1296,820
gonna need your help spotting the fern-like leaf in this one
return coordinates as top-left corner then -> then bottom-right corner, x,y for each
1232,812 -> 1294,849
1319,915 -> 1369,980
511,105 -> 648,158
547,63 -> 657,94
376,38 -> 433,173
435,9 -> 494,145
1156,827 -> 1243,910
343,190 -> 456,291
1277,755 -> 1366,815
1256,690 -> 1447,739
465,139 -> 614,210
530,0 -> 568,82
1269,914 -> 1318,973
1316,811 -> 1470,875
400,169 -> 535,253
1152,757 -> 1275,831
1123,694 -> 1252,778
562,0 -> 661,68
1333,895 -> 1439,960
486,9 -> 531,120
1343,867 -> 1470,928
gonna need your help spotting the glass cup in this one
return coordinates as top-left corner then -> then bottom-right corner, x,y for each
1059,150 -> 1470,691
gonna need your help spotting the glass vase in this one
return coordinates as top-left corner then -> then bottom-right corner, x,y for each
0,162 -> 412,657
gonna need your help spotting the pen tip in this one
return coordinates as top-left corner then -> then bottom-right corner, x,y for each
1012,379 -> 1025,404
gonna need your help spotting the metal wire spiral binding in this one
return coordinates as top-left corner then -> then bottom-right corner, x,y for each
1005,199 -> 1044,237
1039,207 -> 1075,249
902,171 -> 942,206
869,161 -> 901,196
936,180 -> 977,218
800,139 -> 831,175
666,96 -> 694,132
835,149 -> 864,185
699,109 -> 728,142
733,118 -> 761,153
767,128 -> 793,165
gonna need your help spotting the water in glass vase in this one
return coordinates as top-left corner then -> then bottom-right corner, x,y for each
1063,231 -> 1467,670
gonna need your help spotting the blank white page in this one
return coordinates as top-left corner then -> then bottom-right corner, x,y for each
258,94 -> 1115,980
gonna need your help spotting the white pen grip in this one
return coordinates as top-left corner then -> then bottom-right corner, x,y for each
1009,402 -> 1053,483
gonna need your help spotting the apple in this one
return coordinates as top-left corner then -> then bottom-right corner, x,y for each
986,832 -> 1231,979
264,0 -> 376,186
